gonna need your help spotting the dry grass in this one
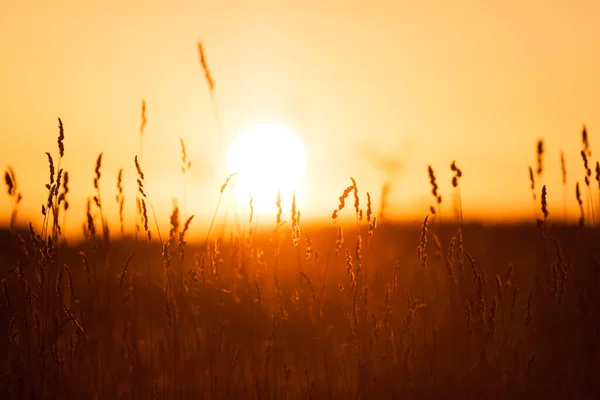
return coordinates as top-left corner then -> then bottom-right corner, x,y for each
2,58 -> 600,400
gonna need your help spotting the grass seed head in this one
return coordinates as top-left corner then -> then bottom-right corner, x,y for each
4,167 -> 15,197
45,152 -> 55,186
417,215 -> 429,267
560,150 -> 567,185
451,160 -> 462,187
276,190 -> 282,226
528,166 -> 535,199
197,41 -> 214,92
582,125 -> 590,156
140,100 -> 147,137
93,153 -> 103,190
350,177 -> 360,215
135,155 -> 145,181
57,118 -> 65,158
428,166 -> 441,203
220,173 -> 236,194
541,185 -> 548,219
536,139 -> 544,176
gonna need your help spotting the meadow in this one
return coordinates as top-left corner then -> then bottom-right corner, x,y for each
2,44 -> 600,398
1,120 -> 600,400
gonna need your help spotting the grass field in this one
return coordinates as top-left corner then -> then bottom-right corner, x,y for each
1,120 -> 600,399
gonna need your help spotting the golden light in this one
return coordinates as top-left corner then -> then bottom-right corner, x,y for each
226,124 -> 307,214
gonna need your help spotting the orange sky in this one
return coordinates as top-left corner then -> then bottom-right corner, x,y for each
1,0 -> 600,238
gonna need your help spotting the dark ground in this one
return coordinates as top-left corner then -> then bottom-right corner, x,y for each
0,221 -> 599,398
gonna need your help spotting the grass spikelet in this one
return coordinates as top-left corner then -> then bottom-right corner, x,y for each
141,198 -> 150,241
140,99 -> 147,137
180,138 -> 190,173
133,155 -> 162,242
249,194 -> 254,225
169,200 -> 180,247
136,179 -> 145,198
116,169 -> 125,237
162,242 -> 171,272
581,150 -> 592,187
4,167 -> 15,197
179,215 -> 194,262
417,215 -> 429,268
580,149 -> 596,224
197,41 -> 214,92
86,209 -> 96,240
45,152 -> 55,186
576,182 -> 584,226
366,192 -> 372,223
541,185 -> 548,220
344,249 -> 354,282
338,183 -> 355,212
355,233 -> 362,280
57,118 -> 65,158
528,166 -> 536,200
134,155 -> 145,181
451,160 -> 464,229
305,233 -> 313,259
220,173 -> 236,194
60,171 -> 69,210
291,191 -> 300,246
331,209 -> 339,220
93,153 -> 103,191
350,177 -> 360,216
428,166 -> 442,204
55,168 -> 63,197
276,190 -> 282,226
368,216 -> 377,237
582,125 -> 590,157
335,226 -> 344,254
451,160 -> 462,188
181,215 -> 194,235
4,167 -> 22,229
85,197 -> 96,244
536,139 -> 544,176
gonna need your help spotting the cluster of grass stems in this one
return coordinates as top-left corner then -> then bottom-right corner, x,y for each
1,45 -> 600,398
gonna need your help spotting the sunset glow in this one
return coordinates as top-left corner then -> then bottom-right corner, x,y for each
0,0 -> 599,235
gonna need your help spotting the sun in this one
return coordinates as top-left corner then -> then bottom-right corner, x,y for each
226,124 -> 307,214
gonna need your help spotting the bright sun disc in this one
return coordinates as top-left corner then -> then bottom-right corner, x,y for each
226,124 -> 307,213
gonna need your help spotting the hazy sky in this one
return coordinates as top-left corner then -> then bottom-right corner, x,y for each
1,0 -> 600,237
